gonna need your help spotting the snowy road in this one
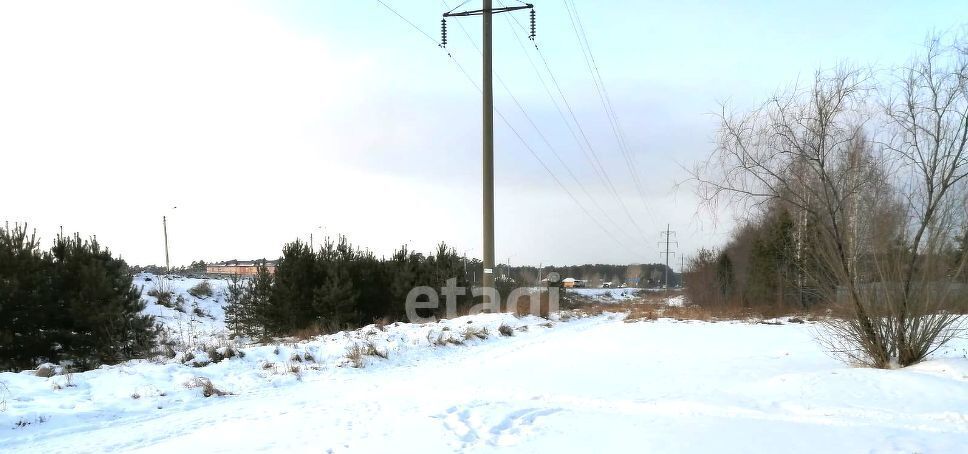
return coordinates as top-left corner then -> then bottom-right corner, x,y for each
4,316 -> 968,453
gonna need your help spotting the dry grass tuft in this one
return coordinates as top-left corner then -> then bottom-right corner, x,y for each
290,323 -> 327,341
462,326 -> 489,341
185,377 -> 230,397
188,281 -> 213,298
0,381 -> 9,412
498,323 -> 514,337
366,340 -> 389,359
345,344 -> 365,368
373,317 -> 391,331
35,364 -> 56,378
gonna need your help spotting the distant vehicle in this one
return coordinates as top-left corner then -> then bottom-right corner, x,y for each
602,281 -> 612,288
618,283 -> 627,288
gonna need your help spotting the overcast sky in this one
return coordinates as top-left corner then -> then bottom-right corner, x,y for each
1,1 -> 965,268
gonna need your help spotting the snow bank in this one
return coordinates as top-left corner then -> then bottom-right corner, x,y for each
135,273 -> 231,346
3,315 -> 966,452
568,287 -> 642,302
2,273 -> 966,452
0,304 -> 574,438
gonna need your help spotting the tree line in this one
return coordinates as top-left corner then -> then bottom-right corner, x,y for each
0,224 -> 158,371
691,33 -> 968,368
224,237 -> 473,338
504,263 -> 678,288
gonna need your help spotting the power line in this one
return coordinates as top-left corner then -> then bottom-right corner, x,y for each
658,224 -> 677,298
374,0 -> 639,256
563,0 -> 656,223
444,1 -> 643,251
495,5 -> 642,247
501,5 -> 651,246
374,0 -> 441,47
442,13 -> 637,257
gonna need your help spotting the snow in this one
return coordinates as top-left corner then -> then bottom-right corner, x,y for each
665,294 -> 686,306
1,274 -> 967,452
135,273 -> 231,346
567,287 -> 642,301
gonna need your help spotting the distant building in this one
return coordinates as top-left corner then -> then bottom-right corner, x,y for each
206,259 -> 277,277
562,278 -> 587,288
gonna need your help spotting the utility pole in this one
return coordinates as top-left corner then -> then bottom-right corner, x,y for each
310,225 -> 324,251
442,1 -> 534,310
506,256 -> 512,280
658,224 -> 677,298
162,215 -> 170,275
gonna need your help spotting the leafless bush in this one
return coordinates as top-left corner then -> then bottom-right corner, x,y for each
462,326 -> 489,341
345,344 -> 365,368
147,279 -> 174,307
366,340 -> 389,359
695,34 -> 968,367
205,346 -> 224,363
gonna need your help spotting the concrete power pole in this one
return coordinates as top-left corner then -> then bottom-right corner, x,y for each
162,215 -> 170,274
443,1 -> 534,309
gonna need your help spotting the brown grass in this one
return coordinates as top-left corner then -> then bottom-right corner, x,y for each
568,296 -> 828,323
34,365 -> 56,378
185,377 -> 229,397
510,290 -> 554,317
290,323 -> 328,341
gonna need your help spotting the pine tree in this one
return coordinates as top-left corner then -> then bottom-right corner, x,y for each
269,240 -> 318,334
312,236 -> 358,330
0,224 -> 52,369
224,275 -> 252,337
249,265 -> 274,338
49,234 -> 159,367
1,226 -> 159,370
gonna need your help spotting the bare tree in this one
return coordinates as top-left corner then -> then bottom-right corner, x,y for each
880,34 -> 968,365
694,38 -> 967,367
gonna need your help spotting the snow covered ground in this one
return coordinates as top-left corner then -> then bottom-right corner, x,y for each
1,276 -> 967,453
567,287 -> 642,301
135,273 -> 231,346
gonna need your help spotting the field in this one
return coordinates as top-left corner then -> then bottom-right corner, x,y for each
1,276 -> 966,453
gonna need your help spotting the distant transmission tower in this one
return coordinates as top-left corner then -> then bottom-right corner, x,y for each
658,224 -> 677,298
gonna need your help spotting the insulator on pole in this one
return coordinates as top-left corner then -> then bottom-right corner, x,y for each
529,8 -> 536,40
441,18 -> 448,47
